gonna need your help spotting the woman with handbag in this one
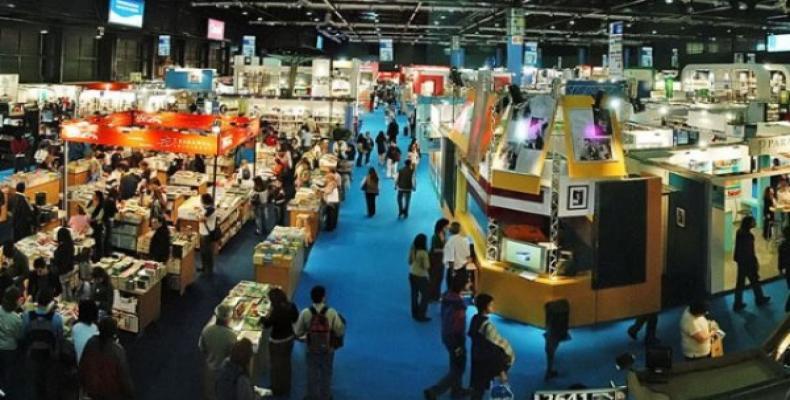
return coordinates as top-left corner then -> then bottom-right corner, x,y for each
197,194 -> 218,276
360,168 -> 379,217
469,293 -> 515,400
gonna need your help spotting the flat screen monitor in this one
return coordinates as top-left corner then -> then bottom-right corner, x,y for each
767,34 -> 790,52
502,239 -> 545,273
108,0 -> 145,28
207,18 -> 225,41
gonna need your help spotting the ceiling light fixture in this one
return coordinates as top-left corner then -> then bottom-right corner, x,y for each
550,25 -> 556,29
652,29 -> 658,34
313,17 -> 320,22
306,11 -> 312,16
257,17 -> 263,21
569,19 -> 575,25
665,0 -> 673,3
242,10 -> 247,15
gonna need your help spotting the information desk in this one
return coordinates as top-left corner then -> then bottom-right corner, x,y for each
627,350 -> 788,400
253,227 -> 307,298
137,229 -> 198,295
208,281 -> 273,380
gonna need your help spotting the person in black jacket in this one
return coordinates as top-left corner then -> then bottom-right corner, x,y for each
387,118 -> 399,143
778,226 -> 790,312
118,163 -> 141,201
90,267 -> 114,319
103,188 -> 119,257
192,155 -> 206,174
87,190 -> 105,262
27,257 -> 61,300
53,227 -> 76,300
375,131 -> 387,166
149,217 -> 171,263
261,287 -> 299,396
10,182 -> 34,241
395,160 -> 416,219
733,216 -> 771,311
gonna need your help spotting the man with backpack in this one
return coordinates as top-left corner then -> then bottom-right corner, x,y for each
22,288 -> 64,400
424,274 -> 470,400
295,286 -> 346,400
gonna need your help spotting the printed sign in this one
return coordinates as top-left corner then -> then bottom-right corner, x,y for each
242,35 -> 256,57
108,0 -> 145,28
379,38 -> 393,62
524,41 -> 539,67
207,18 -> 225,41
640,47 -> 653,67
608,21 -> 624,78
158,35 -> 170,57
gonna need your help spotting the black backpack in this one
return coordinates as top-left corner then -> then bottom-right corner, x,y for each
27,311 -> 57,361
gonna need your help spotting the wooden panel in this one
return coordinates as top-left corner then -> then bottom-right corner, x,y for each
595,177 -> 662,321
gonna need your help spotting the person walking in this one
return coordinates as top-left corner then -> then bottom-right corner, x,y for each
295,286 -> 346,400
429,218 -> 450,302
424,275 -> 470,400
444,222 -> 472,292
261,287 -> 299,397
322,174 -> 340,232
364,132 -> 374,165
409,234 -> 431,322
71,300 -> 99,365
385,142 -> 401,179
102,188 -> 119,257
375,131 -> 387,166
733,216 -> 771,311
199,304 -> 238,400
387,117 -> 399,143
361,168 -> 379,217
198,193 -> 218,276
763,187 -> 777,240
52,227 -> 76,301
9,182 -> 34,242
468,294 -> 515,400
22,288 -> 64,400
395,159 -> 416,219
79,317 -> 134,400
355,134 -> 368,167
252,176 -> 268,236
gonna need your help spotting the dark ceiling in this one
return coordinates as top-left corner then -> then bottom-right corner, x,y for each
189,0 -> 790,46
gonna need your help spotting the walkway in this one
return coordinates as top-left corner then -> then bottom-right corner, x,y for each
127,108 -> 788,399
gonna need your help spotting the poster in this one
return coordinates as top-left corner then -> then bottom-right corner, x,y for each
207,18 -> 225,41
242,35 -> 256,57
524,42 -> 539,67
108,0 -> 145,28
379,39 -> 393,62
158,35 -> 170,57
494,94 -> 555,176
608,21 -> 624,78
0,74 -> 19,103
568,105 -> 615,162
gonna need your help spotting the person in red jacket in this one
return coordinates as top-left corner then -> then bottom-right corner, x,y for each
10,134 -> 28,173
79,318 -> 134,400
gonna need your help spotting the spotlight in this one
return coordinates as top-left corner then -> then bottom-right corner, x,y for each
665,0 -> 673,3
569,19 -> 575,25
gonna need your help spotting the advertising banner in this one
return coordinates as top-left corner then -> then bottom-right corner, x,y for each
379,38 -> 394,62
561,95 -> 626,179
242,35 -> 256,57
164,69 -> 214,91
207,18 -> 225,41
108,0 -> 145,28
640,46 -> 653,67
608,21 -> 624,78
158,35 -> 170,57
524,42 -> 539,67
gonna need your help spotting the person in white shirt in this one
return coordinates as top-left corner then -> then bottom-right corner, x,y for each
680,300 -> 715,360
443,222 -> 471,292
322,173 -> 341,232
72,300 -> 99,364
197,194 -> 218,276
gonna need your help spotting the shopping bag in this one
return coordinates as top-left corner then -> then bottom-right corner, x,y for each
711,336 -> 725,358
490,382 -> 514,400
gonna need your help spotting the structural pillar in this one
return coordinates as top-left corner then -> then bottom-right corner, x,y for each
577,47 -> 588,65
506,8 -> 525,85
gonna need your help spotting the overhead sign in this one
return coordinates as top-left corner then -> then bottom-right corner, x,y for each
207,18 -> 225,41
640,46 -> 653,67
748,135 -> 790,155
767,34 -> 790,52
108,0 -> 145,28
608,21 -> 624,78
379,38 -> 393,62
524,41 -> 539,67
242,35 -> 256,57
158,35 -> 170,57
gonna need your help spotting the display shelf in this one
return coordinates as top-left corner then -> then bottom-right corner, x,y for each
252,227 -> 307,298
137,228 -> 198,295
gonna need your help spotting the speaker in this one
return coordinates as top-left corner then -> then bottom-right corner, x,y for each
35,192 -> 46,206
545,299 -> 570,341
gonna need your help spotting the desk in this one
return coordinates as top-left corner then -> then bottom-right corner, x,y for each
115,281 -> 162,333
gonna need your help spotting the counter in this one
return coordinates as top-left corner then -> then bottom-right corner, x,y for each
169,171 -> 208,194
252,227 -> 307,298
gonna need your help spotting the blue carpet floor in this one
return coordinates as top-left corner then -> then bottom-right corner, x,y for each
126,108 -> 789,399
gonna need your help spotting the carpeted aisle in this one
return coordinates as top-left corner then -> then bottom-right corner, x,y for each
126,108 -> 788,400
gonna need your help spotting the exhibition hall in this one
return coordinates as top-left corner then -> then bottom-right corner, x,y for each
0,0 -> 788,399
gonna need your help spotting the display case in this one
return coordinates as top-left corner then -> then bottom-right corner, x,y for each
252,227 -> 307,297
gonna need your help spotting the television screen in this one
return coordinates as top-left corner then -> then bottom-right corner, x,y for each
502,239 -> 545,273
108,0 -> 145,28
207,18 -> 225,41
768,34 -> 790,52
158,35 -> 170,57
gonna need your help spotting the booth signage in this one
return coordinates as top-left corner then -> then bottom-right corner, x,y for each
451,36 -> 461,51
242,35 -> 256,57
640,47 -> 653,67
379,38 -> 394,62
158,35 -> 170,57
207,18 -> 225,41
749,135 -> 790,155
671,48 -> 679,68
608,21 -> 624,78
108,0 -> 145,28
524,41 -> 539,67
507,8 -> 525,37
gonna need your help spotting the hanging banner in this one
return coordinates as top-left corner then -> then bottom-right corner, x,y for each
671,48 -> 679,68
242,35 -> 256,57
507,8 -> 525,45
640,47 -> 653,67
524,42 -> 539,67
311,58 -> 331,97
608,21 -> 624,78
158,35 -> 170,57
561,95 -> 626,179
379,38 -> 394,62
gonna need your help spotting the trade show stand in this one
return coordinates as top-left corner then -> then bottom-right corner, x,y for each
252,227 -> 307,298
